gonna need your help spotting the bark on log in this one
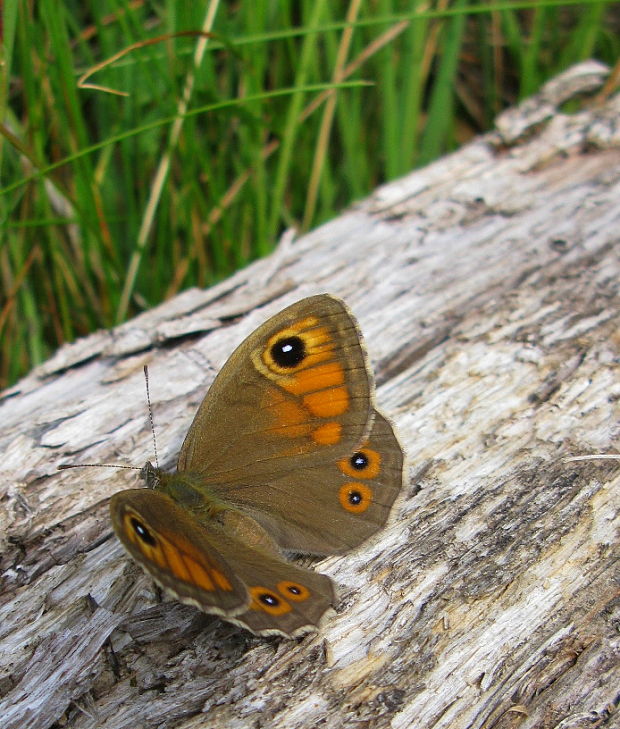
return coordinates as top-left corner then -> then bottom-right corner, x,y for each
1,61 -> 619,729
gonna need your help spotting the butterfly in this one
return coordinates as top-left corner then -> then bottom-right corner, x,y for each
110,294 -> 404,637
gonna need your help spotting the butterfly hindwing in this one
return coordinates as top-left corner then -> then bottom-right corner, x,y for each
216,410 -> 403,555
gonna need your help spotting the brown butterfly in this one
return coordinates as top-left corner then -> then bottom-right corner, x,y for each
110,295 -> 404,637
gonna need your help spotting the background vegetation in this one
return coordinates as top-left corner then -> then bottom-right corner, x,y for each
1,0 -> 618,387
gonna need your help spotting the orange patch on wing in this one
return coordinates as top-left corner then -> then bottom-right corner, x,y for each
268,396 -> 313,438
168,539 -> 235,593
163,543 -> 193,582
296,316 -> 319,330
165,537 -> 235,593
139,543 -> 165,568
301,326 -> 333,347
162,532 -> 233,592
212,569 -> 233,591
296,347 -> 336,369
183,555 -> 216,591
312,421 -> 342,445
303,386 -> 349,417
282,361 -> 345,395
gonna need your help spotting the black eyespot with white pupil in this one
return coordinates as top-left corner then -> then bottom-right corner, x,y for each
259,592 -> 281,607
271,335 -> 305,368
131,517 -> 156,546
350,452 -> 368,471
285,585 -> 301,595
349,490 -> 363,505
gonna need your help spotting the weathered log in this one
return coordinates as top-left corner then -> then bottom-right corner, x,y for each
0,61 -> 618,729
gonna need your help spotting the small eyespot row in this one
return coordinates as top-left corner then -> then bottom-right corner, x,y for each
249,580 -> 311,614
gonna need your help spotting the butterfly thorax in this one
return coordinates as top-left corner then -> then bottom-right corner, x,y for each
141,461 -> 228,522
140,462 -> 282,555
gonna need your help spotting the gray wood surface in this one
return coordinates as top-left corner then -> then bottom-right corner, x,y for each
1,61 -> 618,729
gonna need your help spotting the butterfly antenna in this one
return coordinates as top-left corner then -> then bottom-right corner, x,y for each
58,463 -> 141,471
57,368 -> 159,473
144,365 -> 159,469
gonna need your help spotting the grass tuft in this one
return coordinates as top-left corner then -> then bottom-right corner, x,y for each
1,0 -> 618,387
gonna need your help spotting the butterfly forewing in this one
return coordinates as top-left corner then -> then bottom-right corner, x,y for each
177,295 -> 374,482
110,489 -> 248,617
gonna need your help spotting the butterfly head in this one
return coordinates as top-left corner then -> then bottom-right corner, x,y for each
141,461 -> 162,489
